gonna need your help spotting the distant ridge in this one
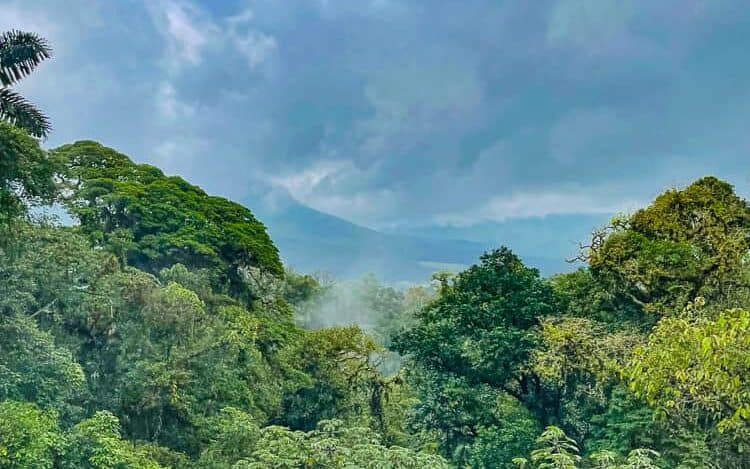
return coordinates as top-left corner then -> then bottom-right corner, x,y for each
245,190 -> 593,283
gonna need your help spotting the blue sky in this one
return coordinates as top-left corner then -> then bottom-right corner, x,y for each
3,0 -> 750,231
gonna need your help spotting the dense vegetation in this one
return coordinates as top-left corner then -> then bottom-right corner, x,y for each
3,30 -> 750,469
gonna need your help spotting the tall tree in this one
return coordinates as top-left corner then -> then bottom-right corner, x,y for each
394,248 -> 557,464
0,30 -> 51,138
54,140 -> 282,304
586,177 -> 750,315
395,248 -> 558,398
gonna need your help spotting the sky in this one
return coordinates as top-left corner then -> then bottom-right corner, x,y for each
3,0 -> 750,231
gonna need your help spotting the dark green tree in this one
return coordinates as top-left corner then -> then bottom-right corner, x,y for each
54,140 -> 282,303
394,248 -> 557,464
0,122 -> 56,225
395,247 -> 558,401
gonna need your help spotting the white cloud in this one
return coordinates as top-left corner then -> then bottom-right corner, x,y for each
226,7 -> 255,26
152,136 -> 209,181
435,187 -> 643,226
232,31 -> 277,68
224,6 -> 277,69
0,3 -> 60,42
270,160 -> 353,198
155,81 -> 195,120
147,0 -> 218,70
353,59 -> 483,163
268,159 -> 395,226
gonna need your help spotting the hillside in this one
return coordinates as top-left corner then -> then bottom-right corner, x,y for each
250,193 -> 590,281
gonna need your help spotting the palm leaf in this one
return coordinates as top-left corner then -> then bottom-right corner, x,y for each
0,88 -> 51,138
0,30 -> 52,86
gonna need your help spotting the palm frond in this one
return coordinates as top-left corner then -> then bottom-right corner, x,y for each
0,30 -> 52,86
0,87 -> 51,138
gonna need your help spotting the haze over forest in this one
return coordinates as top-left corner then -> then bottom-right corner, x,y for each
2,1 -> 750,468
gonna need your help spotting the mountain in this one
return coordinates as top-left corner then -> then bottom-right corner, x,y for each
246,190 -> 603,283
253,200 -> 484,283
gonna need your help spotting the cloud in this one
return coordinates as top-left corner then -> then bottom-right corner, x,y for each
223,4 -> 278,69
232,31 -> 277,68
156,81 -> 196,120
270,159 -> 353,196
0,2 -> 60,42
436,187 -> 644,226
268,159 -> 396,226
147,0 -> 218,69
4,0 -> 749,233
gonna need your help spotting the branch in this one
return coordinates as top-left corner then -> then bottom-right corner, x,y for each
30,298 -> 57,318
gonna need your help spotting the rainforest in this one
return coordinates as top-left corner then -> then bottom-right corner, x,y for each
3,7 -> 750,469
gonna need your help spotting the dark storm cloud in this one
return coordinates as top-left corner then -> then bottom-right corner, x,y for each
3,0 -> 749,227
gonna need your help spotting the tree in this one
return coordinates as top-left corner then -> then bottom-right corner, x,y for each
550,268 -> 643,325
195,407 -> 261,468
59,411 -> 164,468
394,247 -> 558,403
54,140 -> 282,303
394,248 -> 557,389
241,419 -> 450,468
0,401 -> 60,469
587,177 -> 750,315
277,325 -> 381,431
393,249 -> 556,464
625,302 -> 750,464
529,317 -> 642,441
0,315 -> 85,417
0,122 -> 56,225
0,30 -> 52,138
527,426 -> 582,469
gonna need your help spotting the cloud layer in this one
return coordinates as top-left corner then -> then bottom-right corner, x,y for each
3,0 -> 749,228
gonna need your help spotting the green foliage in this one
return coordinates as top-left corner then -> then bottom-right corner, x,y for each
626,303 -> 750,440
283,268 -> 329,309
530,426 -> 582,469
5,129 -> 750,469
589,448 -> 661,469
59,411 -> 163,468
0,203 -> 412,467
196,407 -> 261,468
54,140 -> 282,301
278,325 -> 381,431
551,268 -> 644,325
392,248 -> 560,465
0,401 -> 60,469
588,177 -> 750,315
395,247 -> 557,391
465,399 -> 540,468
0,122 -> 56,224
239,419 -> 450,468
516,426 -> 662,469
515,425 -> 582,469
586,387 -> 662,459
530,317 -> 643,441
3,26 -> 750,469
0,314 -> 85,415
403,369 -> 540,467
